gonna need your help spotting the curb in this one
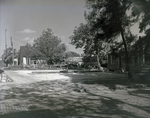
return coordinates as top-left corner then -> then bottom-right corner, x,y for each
32,70 -> 103,74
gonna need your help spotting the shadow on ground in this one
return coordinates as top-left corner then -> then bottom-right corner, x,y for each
0,78 -> 150,118
0,110 -> 59,118
60,72 -> 150,90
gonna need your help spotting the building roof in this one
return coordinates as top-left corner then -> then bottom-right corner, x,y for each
20,46 -> 28,57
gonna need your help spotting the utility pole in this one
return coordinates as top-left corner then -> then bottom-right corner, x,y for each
11,36 -> 14,66
5,29 -> 7,50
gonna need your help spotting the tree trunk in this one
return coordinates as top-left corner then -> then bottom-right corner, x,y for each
114,1 -> 133,81
120,27 -> 133,81
96,54 -> 104,71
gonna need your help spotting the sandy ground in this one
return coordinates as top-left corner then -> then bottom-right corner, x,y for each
0,70 -> 149,118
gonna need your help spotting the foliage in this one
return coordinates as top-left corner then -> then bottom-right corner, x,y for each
111,31 -> 138,54
88,0 -> 138,80
82,55 -> 96,67
131,0 -> 150,55
13,49 -> 18,59
33,28 -> 66,64
70,16 -> 106,71
131,0 -> 150,32
2,47 -> 13,66
24,43 -> 45,60
65,51 -> 80,58
2,47 -> 19,67
70,0 -> 140,79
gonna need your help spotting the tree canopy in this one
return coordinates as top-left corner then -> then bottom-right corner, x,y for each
70,0 -> 141,79
131,0 -> 150,55
65,51 -> 80,58
33,28 -> 66,64
23,43 -> 45,60
1,47 -> 18,66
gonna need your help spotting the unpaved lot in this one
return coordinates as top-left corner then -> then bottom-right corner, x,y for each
0,70 -> 150,118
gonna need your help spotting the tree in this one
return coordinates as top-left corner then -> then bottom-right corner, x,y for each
33,28 -> 66,64
70,22 -> 105,71
131,0 -> 150,31
65,51 -> 80,58
71,0 -> 139,79
131,0 -> 150,61
85,0 -> 139,80
24,43 -> 45,60
2,47 -> 13,66
2,47 -> 19,67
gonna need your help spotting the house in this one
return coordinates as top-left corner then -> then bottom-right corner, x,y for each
19,46 -> 46,66
13,58 -> 18,65
65,57 -> 83,69
66,57 -> 83,65
107,51 -> 146,71
19,46 -> 31,65
107,38 -> 150,71
107,53 -> 121,71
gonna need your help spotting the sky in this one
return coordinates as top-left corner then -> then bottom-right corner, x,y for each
0,0 -> 145,58
0,0 -> 87,57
